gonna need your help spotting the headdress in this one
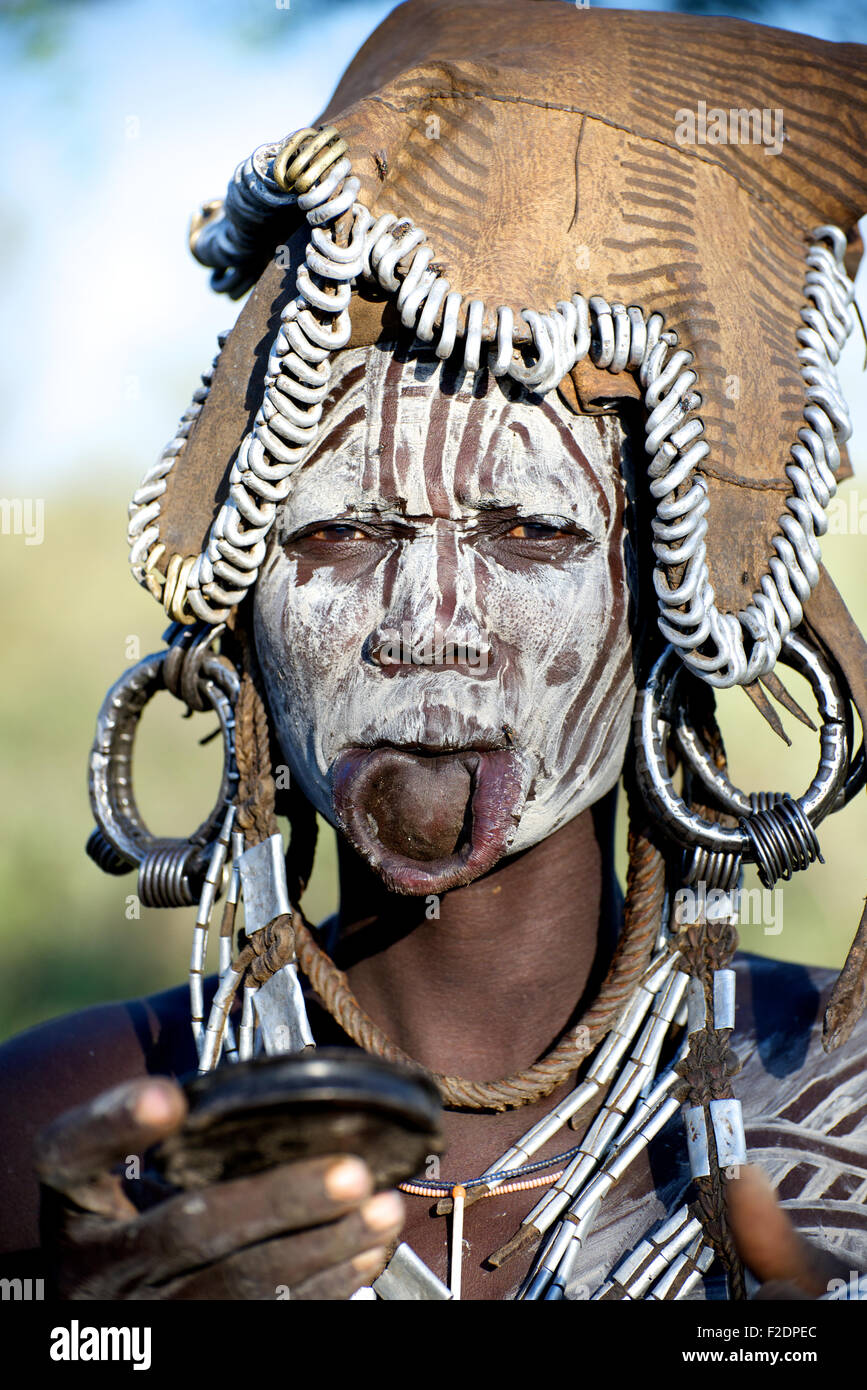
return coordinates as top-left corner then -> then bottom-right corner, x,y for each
88,0 -> 867,1299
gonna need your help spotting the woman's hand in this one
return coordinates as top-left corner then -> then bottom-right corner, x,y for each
35,1076 -> 404,1300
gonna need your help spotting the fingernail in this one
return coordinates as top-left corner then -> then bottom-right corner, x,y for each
133,1083 -> 180,1127
325,1157 -> 371,1201
353,1246 -> 387,1275
361,1191 -> 404,1232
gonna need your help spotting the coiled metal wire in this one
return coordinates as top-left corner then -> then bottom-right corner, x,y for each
129,124 -> 856,691
138,843 -> 205,908
634,632 -> 848,885
681,846 -> 741,894
85,828 -> 134,877
739,794 -> 823,889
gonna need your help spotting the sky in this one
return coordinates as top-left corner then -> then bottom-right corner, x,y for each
0,0 -> 865,499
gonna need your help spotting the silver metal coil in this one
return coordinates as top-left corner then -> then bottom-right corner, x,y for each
681,846 -> 741,893
138,843 -> 204,909
634,633 -> 848,873
132,126 -> 857,694
88,629 -> 239,892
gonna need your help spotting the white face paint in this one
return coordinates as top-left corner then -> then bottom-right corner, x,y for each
254,345 -> 636,892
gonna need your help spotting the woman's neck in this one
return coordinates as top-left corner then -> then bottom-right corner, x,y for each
332,791 -> 621,1079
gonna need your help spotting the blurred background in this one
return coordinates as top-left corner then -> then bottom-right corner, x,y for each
1,0 -> 865,1041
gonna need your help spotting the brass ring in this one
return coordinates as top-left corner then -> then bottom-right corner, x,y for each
273,127 -> 321,190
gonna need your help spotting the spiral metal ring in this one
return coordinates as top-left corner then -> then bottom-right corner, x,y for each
634,632 -> 848,879
670,630 -> 848,824
85,828 -> 134,877
88,630 -> 239,907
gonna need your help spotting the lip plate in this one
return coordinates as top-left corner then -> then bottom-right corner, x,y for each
332,743 -> 526,895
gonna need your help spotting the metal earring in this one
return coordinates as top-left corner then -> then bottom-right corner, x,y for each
87,623 -> 240,907
634,630 -> 863,889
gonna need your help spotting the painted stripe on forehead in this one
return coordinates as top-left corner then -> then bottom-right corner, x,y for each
290,346 -> 622,529
369,350 -> 406,505
291,356 -> 367,479
520,397 -> 614,528
365,351 -> 622,524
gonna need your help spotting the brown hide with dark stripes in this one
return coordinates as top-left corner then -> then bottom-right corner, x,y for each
156,0 -> 866,622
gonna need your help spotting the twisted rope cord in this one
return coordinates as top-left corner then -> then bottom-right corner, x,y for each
234,628 -> 280,848
230,633 -> 665,1109
674,713 -> 747,1301
292,815 -> 664,1112
224,629 -> 297,1001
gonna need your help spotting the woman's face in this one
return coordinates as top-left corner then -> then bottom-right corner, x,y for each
254,344 -> 636,894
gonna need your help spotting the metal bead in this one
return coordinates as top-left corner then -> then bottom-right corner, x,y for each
605,1130 -> 650,1181
687,977 -> 707,1035
684,1105 -> 711,1178
713,968 -> 736,1031
651,1204 -> 694,1249
237,833 -> 292,934
373,1243 -> 452,1300
709,1098 -> 747,1169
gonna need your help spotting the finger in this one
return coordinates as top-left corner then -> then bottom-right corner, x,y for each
292,1246 -> 391,1301
727,1164 -> 850,1297
158,1192 -> 403,1300
134,1156 -> 384,1275
35,1079 -> 187,1218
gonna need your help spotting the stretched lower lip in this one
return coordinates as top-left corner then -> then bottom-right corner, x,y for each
332,745 -> 525,894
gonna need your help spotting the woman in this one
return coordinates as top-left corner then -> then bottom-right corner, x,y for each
1,0 -> 865,1301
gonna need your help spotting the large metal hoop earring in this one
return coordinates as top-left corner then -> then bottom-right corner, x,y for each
634,631 -> 854,888
87,623 -> 239,906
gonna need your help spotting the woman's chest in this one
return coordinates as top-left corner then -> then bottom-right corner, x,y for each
382,1102 -> 689,1300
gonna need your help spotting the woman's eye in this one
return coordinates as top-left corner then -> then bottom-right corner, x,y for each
307,524 -> 368,541
505,522 -> 571,540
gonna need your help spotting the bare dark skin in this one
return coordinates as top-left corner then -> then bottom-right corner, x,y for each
0,797 -> 850,1300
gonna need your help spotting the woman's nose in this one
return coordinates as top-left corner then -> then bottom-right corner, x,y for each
366,526 -> 494,672
368,621 -> 493,671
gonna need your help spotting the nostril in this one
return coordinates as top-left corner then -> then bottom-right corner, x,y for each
366,625 -> 493,670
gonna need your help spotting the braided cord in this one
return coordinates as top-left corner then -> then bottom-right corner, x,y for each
673,716 -> 747,1301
